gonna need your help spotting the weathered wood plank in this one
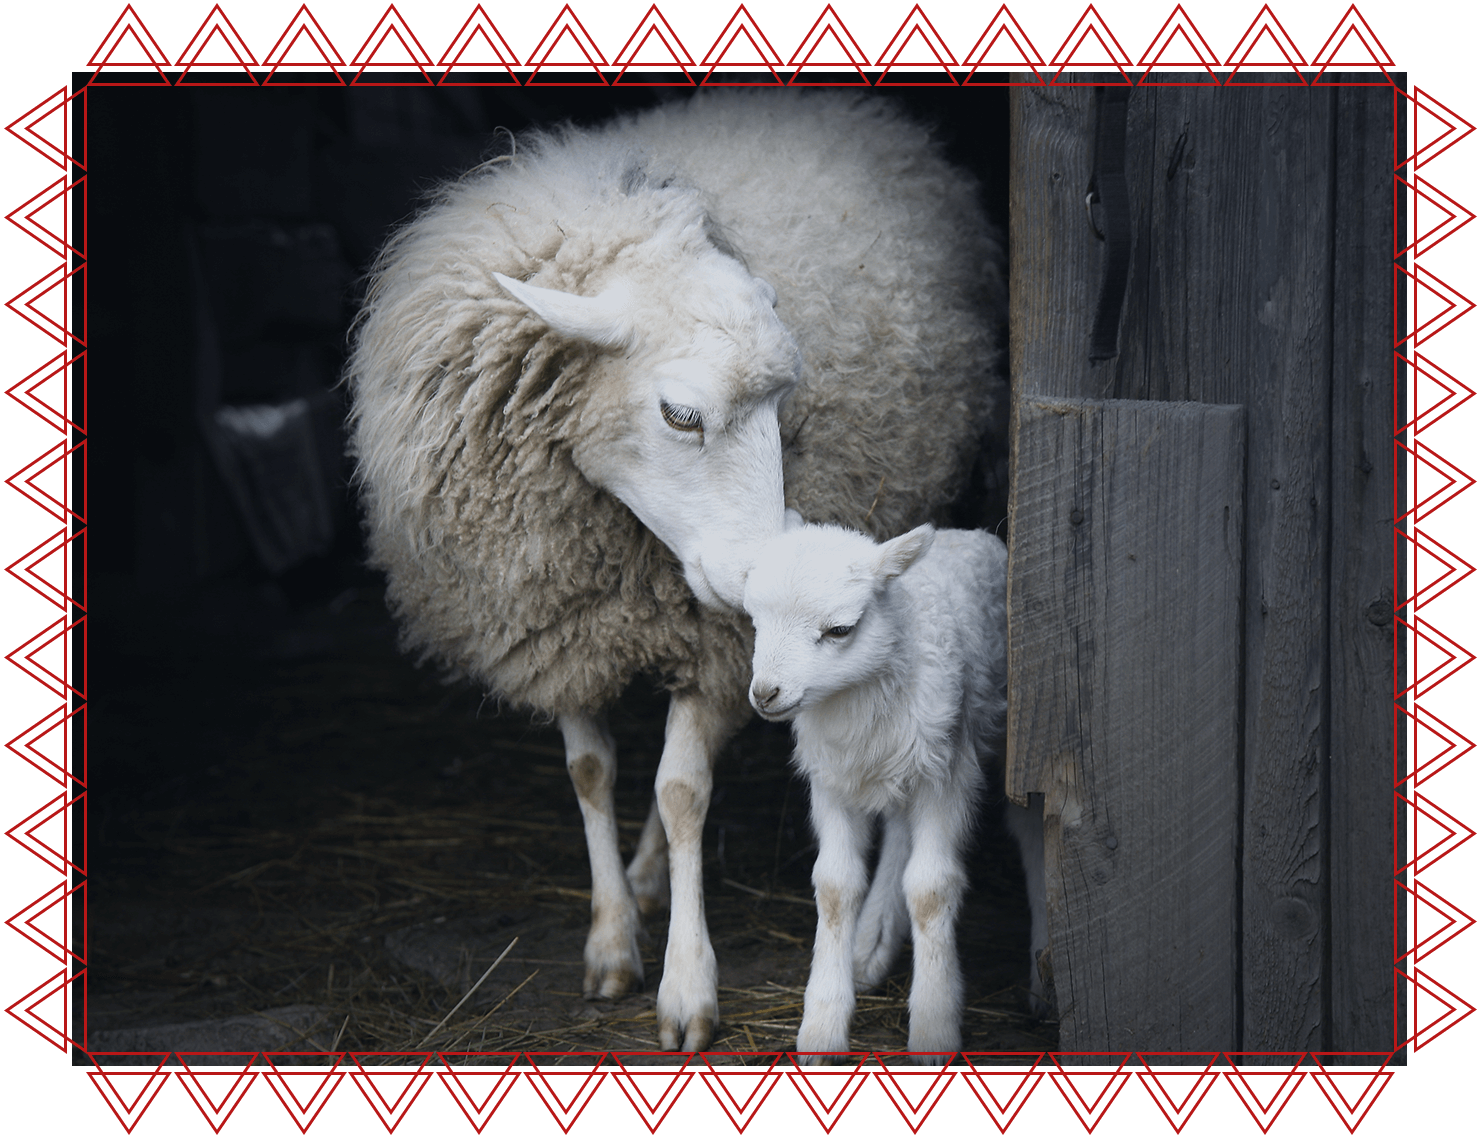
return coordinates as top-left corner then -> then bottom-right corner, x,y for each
1009,84 -> 1392,1052
1211,89 -> 1335,1055
1007,84 -> 1103,416
1328,84 -> 1401,1057
1008,397 -> 1244,1052
1103,86 -> 1337,1051
1112,87 -> 1335,406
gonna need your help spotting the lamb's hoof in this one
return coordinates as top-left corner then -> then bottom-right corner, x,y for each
796,1020 -> 849,1059
905,1033 -> 960,1060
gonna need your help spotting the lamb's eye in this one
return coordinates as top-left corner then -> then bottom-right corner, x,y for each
660,400 -> 703,434
822,624 -> 854,641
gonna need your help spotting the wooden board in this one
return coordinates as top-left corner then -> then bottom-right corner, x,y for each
1007,396 -> 1245,1052
1327,84 -> 1401,1057
1007,83 -> 1397,1054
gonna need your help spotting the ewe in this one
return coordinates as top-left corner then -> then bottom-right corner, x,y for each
744,523 -> 1046,1056
347,91 -> 1004,1051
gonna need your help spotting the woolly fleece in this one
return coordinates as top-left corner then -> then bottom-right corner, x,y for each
347,90 -> 1004,720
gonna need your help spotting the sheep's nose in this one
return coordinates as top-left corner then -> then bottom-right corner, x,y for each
751,682 -> 781,710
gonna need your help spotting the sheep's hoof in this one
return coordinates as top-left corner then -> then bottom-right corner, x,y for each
582,929 -> 645,999
633,891 -> 668,919
658,1013 -> 714,1053
583,962 -> 643,1001
655,940 -> 718,1051
655,973 -> 718,1050
626,852 -> 670,917
795,1019 -> 850,1059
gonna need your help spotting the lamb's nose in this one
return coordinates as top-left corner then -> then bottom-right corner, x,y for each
751,682 -> 780,710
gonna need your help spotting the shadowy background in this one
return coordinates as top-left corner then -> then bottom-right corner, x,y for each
82,81 -> 1046,1061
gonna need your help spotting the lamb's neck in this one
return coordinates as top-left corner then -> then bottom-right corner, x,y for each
820,656 -> 909,732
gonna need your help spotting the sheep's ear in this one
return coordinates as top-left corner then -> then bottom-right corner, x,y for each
493,272 -> 633,348
783,507 -> 806,532
877,525 -> 935,580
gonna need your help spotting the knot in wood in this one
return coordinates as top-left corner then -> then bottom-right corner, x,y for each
1270,896 -> 1315,940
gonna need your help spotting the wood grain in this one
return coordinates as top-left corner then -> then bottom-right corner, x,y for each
1007,82 -> 1395,1054
1008,397 -> 1244,1052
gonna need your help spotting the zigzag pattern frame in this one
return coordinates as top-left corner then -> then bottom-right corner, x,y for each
0,2 -> 1472,1134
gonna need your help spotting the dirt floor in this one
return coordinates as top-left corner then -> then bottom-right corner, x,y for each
85,572 -> 1056,1064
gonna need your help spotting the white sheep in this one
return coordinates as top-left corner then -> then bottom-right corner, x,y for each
743,523 -> 1046,1057
346,90 -> 1005,1052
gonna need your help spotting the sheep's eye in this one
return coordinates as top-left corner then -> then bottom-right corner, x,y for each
660,400 -> 703,434
822,625 -> 854,641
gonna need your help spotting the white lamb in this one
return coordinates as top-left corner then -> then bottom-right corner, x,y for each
743,523 -> 1046,1057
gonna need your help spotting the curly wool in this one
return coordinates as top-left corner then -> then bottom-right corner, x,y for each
346,90 -> 1005,721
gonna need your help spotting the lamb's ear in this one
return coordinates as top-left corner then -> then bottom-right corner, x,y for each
493,273 -> 633,349
877,525 -> 935,580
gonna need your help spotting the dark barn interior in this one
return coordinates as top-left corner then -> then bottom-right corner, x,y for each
80,81 -> 1049,1062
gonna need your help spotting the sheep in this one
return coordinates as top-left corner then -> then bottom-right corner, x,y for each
742,522 -> 1046,1057
345,89 -> 1005,1052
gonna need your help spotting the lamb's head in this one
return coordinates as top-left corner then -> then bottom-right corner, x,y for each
743,524 -> 935,721
494,250 -> 800,611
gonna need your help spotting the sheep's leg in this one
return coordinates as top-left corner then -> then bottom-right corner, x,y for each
626,797 -> 670,917
796,784 -> 870,1061
558,713 -> 644,1000
1005,793 -> 1051,1016
902,781 -> 972,1057
653,692 -> 737,1052
853,807 -> 910,991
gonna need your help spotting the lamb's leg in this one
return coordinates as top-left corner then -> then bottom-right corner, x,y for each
1005,793 -> 1051,1016
797,783 -> 870,1060
558,713 -> 644,999
653,692 -> 740,1052
853,807 -> 910,991
902,782 -> 972,1057
626,797 -> 670,917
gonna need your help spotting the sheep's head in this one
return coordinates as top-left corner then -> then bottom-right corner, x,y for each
494,251 -> 800,611
743,524 -> 935,721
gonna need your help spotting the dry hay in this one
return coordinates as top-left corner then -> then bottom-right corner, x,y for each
88,586 -> 1055,1064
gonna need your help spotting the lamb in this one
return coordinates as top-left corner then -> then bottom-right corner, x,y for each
346,90 -> 1004,1052
743,523 -> 1046,1057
